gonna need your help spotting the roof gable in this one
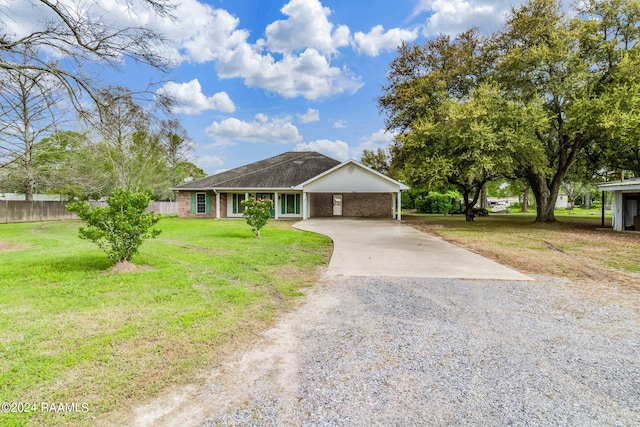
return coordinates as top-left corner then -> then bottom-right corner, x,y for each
295,160 -> 409,192
174,152 -> 340,190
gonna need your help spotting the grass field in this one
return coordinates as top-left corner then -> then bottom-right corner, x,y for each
0,218 -> 331,426
404,211 -> 640,290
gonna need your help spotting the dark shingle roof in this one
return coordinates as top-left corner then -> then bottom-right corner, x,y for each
175,152 -> 341,189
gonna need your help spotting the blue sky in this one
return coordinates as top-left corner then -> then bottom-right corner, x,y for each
7,0 -> 521,176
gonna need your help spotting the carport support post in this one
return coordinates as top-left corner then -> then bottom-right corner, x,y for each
274,192 -> 279,219
215,192 -> 220,219
601,191 -> 605,227
302,192 -> 308,219
392,193 -> 397,219
397,191 -> 402,221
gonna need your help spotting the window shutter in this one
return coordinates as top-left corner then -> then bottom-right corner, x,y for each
232,194 -> 237,214
295,194 -> 301,214
205,193 -> 211,214
190,193 -> 196,214
281,195 -> 286,215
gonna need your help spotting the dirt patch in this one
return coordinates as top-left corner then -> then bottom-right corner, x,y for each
109,261 -> 155,274
108,279 -> 339,427
0,241 -> 31,253
404,215 -> 640,292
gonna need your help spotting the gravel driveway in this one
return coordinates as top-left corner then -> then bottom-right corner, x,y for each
180,275 -> 639,426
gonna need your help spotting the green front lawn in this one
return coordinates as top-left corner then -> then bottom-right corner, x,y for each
0,219 -> 331,426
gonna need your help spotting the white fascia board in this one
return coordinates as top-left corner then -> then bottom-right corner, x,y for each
294,159 -> 409,190
172,187 -> 298,192
597,180 -> 640,192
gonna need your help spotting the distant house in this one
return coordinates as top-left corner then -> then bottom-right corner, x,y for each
555,194 -> 569,209
172,151 -> 409,220
597,178 -> 640,231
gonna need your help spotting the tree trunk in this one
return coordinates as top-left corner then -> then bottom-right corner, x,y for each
461,184 -> 483,222
464,202 -> 475,221
584,189 -> 591,209
521,184 -> 529,213
24,143 -> 34,201
528,175 -> 562,223
24,178 -> 34,201
480,183 -> 488,209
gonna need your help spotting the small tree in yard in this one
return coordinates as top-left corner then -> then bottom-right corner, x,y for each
242,197 -> 273,238
67,189 -> 161,265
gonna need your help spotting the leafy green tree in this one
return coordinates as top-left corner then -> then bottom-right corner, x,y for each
241,197 -> 274,238
393,83 -> 544,220
36,131 -> 112,199
379,30 -> 537,221
579,54 -> 640,177
67,189 -> 161,264
360,148 -> 391,175
494,0 -> 640,221
380,0 -> 640,223
175,162 -> 207,184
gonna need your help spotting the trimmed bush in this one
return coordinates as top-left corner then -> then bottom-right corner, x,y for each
401,188 -> 429,209
66,189 -> 161,264
416,191 -> 462,214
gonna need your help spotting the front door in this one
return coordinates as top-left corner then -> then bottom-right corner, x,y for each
333,194 -> 342,216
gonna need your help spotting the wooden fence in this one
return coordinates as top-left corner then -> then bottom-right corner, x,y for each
0,201 -> 178,224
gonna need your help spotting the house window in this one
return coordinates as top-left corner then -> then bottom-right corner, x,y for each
196,193 -> 206,214
281,193 -> 301,215
232,193 -> 250,214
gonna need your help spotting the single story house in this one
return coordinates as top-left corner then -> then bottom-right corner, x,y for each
597,178 -> 640,231
173,151 -> 409,220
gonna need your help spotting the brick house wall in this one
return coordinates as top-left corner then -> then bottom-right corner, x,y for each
343,193 -> 392,218
177,191 -> 217,218
219,193 -> 227,218
310,193 -> 333,217
309,192 -> 392,218
179,191 -> 393,219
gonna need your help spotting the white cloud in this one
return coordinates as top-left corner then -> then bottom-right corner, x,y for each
415,0 -> 512,36
354,25 -> 419,56
169,0 -> 362,99
295,139 -> 350,161
4,0 -> 365,101
205,114 -> 303,146
264,0 -> 350,54
351,129 -> 396,157
298,108 -> 320,123
216,46 -> 362,100
153,0 -> 250,63
196,155 -> 225,169
332,120 -> 347,129
156,79 -> 235,114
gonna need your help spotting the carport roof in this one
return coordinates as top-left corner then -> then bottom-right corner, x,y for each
173,152 -> 340,190
597,178 -> 640,192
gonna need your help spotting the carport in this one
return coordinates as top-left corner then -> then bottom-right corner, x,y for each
294,160 -> 409,220
598,178 -> 640,231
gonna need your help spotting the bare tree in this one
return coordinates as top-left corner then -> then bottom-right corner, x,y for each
93,86 -> 168,194
0,0 -> 175,115
158,119 -> 194,199
0,57 -> 65,199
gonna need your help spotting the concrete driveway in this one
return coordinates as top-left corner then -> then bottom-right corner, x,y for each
293,218 -> 531,280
